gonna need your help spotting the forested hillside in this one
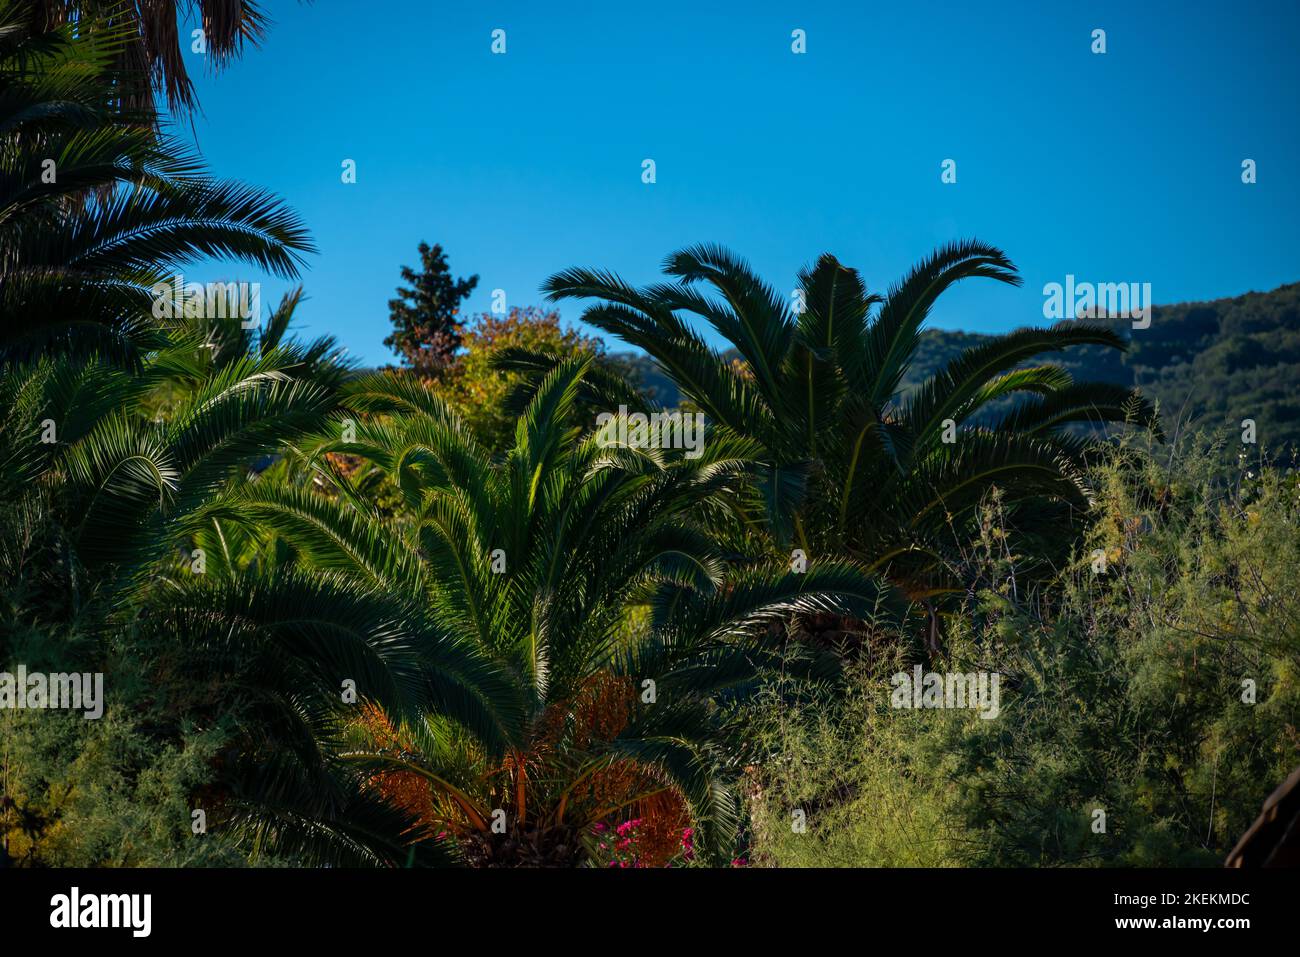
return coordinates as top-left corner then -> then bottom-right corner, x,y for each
900,283 -> 1300,452
622,282 -> 1300,453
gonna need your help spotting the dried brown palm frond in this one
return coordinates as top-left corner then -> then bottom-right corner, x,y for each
33,0 -> 271,113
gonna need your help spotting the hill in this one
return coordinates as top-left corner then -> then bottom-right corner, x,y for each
902,282 -> 1300,452
614,282 -> 1300,454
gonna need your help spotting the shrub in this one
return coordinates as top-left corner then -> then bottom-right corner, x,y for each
744,435 -> 1300,867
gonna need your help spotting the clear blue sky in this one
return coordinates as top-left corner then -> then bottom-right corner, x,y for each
177,0 -> 1300,366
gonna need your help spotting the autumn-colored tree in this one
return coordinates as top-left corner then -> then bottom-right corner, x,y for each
384,242 -> 478,378
435,305 -> 611,448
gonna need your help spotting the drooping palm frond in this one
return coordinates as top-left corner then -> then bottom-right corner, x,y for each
34,0 -> 270,114
861,239 -> 1021,407
0,3 -> 314,367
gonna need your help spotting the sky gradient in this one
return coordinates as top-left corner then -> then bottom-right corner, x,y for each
177,0 -> 1300,366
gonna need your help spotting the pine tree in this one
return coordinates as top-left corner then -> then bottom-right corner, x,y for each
384,242 -> 478,377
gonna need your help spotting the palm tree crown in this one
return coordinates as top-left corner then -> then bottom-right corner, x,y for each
215,357 -> 905,863
539,241 -> 1159,598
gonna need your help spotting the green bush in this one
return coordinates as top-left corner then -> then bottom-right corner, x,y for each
744,436 -> 1300,867
743,665 -> 969,867
1,708 -> 241,867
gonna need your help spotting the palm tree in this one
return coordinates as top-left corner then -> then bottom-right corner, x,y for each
0,3 -> 442,866
210,357 -> 903,864
30,0 -> 270,113
538,242 -> 1160,602
0,301 -> 460,865
0,4 -> 313,367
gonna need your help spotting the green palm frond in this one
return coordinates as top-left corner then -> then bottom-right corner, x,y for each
0,7 -> 313,367
862,239 -> 1021,405
543,242 -> 1158,596
994,382 -> 1163,440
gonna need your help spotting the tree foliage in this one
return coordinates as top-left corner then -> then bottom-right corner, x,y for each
536,243 -> 1159,601
383,241 -> 478,379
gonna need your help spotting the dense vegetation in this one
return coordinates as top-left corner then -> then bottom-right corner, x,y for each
748,441 -> 1300,866
2,3 -> 1296,868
